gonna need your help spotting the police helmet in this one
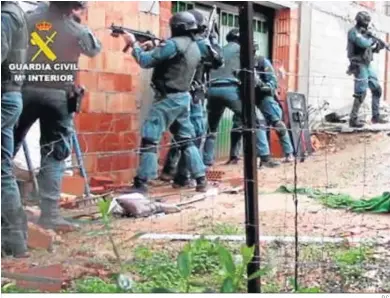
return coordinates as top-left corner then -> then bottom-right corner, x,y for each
187,9 -> 207,31
169,11 -> 198,33
226,29 -> 240,43
355,11 -> 371,28
50,1 -> 87,11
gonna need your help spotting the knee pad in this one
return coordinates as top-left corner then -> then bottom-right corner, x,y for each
44,134 -> 72,161
273,121 -> 287,137
353,92 -> 367,104
371,86 -> 382,99
140,138 -> 158,154
176,137 -> 195,150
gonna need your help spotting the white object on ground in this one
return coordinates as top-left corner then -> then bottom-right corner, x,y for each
108,192 -> 147,215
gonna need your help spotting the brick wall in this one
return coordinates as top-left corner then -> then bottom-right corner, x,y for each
73,1 -> 172,184
270,7 -> 300,157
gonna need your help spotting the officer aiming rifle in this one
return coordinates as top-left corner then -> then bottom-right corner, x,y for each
109,24 -> 162,52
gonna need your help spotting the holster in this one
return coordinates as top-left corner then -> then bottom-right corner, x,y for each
346,62 -> 360,77
67,85 -> 85,114
190,81 -> 206,104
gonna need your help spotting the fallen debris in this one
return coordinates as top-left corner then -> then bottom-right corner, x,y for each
27,223 -> 55,251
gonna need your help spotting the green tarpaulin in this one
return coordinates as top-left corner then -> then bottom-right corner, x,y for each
277,186 -> 390,214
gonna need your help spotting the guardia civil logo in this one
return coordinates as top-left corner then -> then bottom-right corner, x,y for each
30,20 -> 57,62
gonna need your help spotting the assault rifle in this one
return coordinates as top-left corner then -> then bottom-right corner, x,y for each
365,30 -> 390,51
109,23 -> 162,53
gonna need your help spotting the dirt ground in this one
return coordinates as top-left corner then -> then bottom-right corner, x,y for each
2,132 -> 390,284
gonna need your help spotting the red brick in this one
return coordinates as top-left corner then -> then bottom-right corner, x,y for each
77,113 -> 114,133
105,10 -> 123,27
61,175 -> 85,196
120,131 -> 139,151
90,186 -> 106,195
104,52 -> 125,73
88,53 -> 105,71
82,154 -> 98,174
87,7 -> 106,29
101,133 -> 122,151
115,113 -> 140,134
112,114 -> 132,133
27,223 -> 53,251
78,133 -> 105,153
97,153 -> 136,172
160,7 -> 172,23
160,1 -> 172,10
106,93 -> 137,114
98,73 -> 132,92
77,71 -> 99,92
90,176 -> 114,187
16,264 -> 63,293
87,92 -> 107,113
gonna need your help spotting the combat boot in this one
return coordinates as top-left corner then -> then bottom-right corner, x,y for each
195,176 -> 208,192
225,156 -> 240,165
38,199 -> 79,232
349,118 -> 365,128
1,208 -> 29,258
159,172 -> 174,182
372,115 -> 388,124
131,177 -> 148,194
259,156 -> 281,168
172,176 -> 195,189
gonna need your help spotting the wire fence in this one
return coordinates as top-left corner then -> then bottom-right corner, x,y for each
2,68 -> 389,293
2,1 -> 390,291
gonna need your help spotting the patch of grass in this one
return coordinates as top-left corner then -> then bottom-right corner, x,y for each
1,284 -> 40,293
73,277 -> 122,293
210,223 -> 244,235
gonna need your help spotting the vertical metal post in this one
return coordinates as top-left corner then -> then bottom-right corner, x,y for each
238,2 -> 261,293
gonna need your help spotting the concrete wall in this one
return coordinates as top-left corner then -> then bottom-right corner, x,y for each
298,2 -> 390,124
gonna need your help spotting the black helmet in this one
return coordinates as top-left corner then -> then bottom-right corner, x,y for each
226,29 -> 240,43
355,11 -> 371,28
50,1 -> 86,11
170,11 -> 198,33
187,9 -> 207,31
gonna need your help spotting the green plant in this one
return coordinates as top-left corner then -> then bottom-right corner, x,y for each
210,223 -> 244,235
74,277 -> 123,293
216,245 -> 266,293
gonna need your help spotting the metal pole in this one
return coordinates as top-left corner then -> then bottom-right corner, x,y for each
238,2 -> 261,293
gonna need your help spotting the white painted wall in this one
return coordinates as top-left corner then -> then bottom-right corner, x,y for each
299,2 -> 390,123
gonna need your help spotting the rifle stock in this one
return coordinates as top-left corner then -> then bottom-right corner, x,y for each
109,23 -> 162,53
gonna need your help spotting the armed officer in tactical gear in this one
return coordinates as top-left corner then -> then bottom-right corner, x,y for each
253,54 -> 294,164
203,29 -> 278,168
228,43 -> 281,168
121,11 -> 208,193
13,1 -> 102,232
347,11 -> 388,128
159,9 -> 224,188
1,1 -> 29,258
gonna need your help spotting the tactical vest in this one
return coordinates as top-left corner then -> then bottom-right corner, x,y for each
23,9 -> 84,91
1,1 -> 28,93
347,26 -> 373,64
192,36 -> 206,84
209,42 -> 240,83
152,36 -> 201,93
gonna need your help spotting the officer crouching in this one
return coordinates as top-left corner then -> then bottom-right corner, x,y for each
119,11 -> 209,193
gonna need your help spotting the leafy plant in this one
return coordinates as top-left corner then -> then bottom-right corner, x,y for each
74,277 -> 122,293
218,245 -> 266,293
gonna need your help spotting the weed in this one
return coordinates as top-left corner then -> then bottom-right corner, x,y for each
210,223 -> 244,235
73,277 -> 123,293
